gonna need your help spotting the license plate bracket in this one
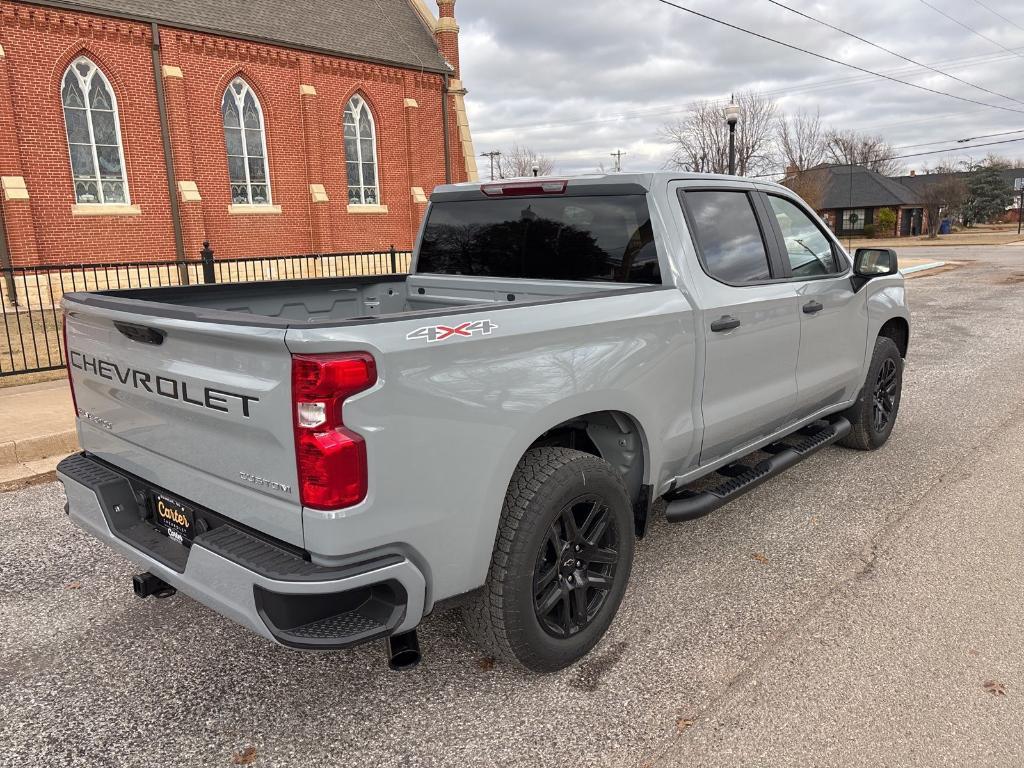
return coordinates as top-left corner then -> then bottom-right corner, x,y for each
152,494 -> 196,547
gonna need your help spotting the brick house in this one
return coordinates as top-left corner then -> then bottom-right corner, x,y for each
0,0 -> 478,268
784,164 -> 923,238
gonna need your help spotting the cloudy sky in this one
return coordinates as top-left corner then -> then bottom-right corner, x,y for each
454,0 -> 1024,177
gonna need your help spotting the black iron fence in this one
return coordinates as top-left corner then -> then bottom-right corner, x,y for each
0,246 -> 412,377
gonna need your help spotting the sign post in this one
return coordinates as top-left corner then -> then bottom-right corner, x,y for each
1016,178 -> 1024,235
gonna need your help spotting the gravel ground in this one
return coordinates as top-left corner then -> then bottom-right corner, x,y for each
2,246 -> 1023,767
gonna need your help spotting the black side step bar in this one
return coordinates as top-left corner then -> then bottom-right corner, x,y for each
665,416 -> 851,523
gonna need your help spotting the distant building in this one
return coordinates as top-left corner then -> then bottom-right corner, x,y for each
786,163 -> 1024,237
0,0 -> 478,267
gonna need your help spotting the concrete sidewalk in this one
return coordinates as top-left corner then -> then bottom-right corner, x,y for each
0,379 -> 77,488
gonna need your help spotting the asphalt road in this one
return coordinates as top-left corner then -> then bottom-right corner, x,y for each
3,245 -> 1023,767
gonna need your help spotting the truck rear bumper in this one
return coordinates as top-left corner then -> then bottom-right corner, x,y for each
57,453 -> 426,649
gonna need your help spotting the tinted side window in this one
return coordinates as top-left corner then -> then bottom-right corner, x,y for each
417,195 -> 661,284
682,190 -> 772,284
767,195 -> 841,277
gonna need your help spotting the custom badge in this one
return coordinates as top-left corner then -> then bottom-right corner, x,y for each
406,319 -> 499,344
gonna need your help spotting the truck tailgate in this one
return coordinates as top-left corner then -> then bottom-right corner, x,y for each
64,299 -> 303,547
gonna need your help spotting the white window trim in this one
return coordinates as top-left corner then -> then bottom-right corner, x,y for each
222,78 -> 272,206
344,95 -> 381,206
61,56 -> 131,206
842,208 -> 866,231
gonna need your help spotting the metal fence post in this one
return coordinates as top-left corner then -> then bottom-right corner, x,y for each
390,244 -> 398,274
200,241 -> 216,284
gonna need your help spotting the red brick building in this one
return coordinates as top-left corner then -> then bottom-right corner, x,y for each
0,0 -> 478,268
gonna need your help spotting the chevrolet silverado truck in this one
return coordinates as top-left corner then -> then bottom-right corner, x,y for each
58,173 -> 909,673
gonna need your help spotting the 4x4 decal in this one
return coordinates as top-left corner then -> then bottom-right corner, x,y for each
406,319 -> 499,344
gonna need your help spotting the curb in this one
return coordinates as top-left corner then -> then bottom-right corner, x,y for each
902,261 -> 946,276
0,429 -> 77,492
0,453 -> 68,492
9,429 -> 78,463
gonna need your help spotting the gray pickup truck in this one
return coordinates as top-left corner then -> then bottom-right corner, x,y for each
58,173 -> 909,673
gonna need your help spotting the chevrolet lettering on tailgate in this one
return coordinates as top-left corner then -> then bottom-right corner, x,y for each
69,351 -> 259,418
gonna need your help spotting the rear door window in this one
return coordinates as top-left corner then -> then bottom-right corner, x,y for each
681,190 -> 772,284
417,195 -> 660,284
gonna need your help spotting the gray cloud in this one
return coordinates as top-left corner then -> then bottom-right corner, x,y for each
456,0 -> 1024,176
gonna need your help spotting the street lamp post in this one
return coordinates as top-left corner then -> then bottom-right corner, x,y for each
725,97 -> 741,176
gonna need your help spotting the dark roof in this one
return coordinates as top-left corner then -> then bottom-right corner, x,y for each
44,0 -> 449,72
797,164 -> 919,209
896,166 -> 1024,194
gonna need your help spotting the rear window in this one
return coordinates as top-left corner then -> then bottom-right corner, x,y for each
416,195 -> 661,284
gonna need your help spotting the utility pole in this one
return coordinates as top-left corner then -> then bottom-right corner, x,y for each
480,150 -> 502,181
610,150 -> 626,173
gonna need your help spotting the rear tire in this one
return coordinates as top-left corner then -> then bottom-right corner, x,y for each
463,447 -> 635,673
839,335 -> 903,451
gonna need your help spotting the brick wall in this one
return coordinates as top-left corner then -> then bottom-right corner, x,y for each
0,2 -> 461,267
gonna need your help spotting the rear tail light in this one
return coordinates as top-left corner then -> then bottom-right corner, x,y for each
62,314 -> 78,415
291,353 -> 377,510
481,180 -> 568,197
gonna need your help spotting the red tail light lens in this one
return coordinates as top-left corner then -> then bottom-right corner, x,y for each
62,314 -> 79,415
292,353 -> 377,510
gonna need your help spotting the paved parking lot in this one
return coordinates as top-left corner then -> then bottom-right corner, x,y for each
2,245 -> 1023,767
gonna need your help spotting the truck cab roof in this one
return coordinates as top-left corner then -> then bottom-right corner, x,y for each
432,171 -> 794,201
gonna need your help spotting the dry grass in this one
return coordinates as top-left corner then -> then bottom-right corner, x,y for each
0,307 -> 65,382
845,223 -> 1024,250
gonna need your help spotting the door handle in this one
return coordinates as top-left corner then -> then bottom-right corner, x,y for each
802,301 -> 824,315
710,315 -> 741,332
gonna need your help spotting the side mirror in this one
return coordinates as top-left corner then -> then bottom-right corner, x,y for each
853,248 -> 899,278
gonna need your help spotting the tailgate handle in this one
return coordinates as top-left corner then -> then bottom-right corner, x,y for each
114,322 -> 165,346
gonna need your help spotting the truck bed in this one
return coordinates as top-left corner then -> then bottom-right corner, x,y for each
71,273 -> 632,327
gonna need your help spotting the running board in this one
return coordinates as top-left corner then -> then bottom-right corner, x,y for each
664,416 -> 851,523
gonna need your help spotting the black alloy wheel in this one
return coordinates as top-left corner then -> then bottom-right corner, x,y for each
533,494 -> 620,638
872,357 -> 899,434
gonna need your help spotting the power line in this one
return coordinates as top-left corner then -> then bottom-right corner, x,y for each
891,128 -> 1024,150
895,135 -> 1024,160
477,46 -> 1024,137
970,0 -> 1024,33
652,0 -> 1024,116
766,0 -> 1024,107
916,0 -> 1024,60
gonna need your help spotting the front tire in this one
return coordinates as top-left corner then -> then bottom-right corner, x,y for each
463,447 -> 635,673
839,335 -> 903,451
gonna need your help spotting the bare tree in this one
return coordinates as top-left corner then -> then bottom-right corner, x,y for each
824,129 -> 903,176
777,109 -> 826,171
781,167 -> 828,210
917,167 -> 967,238
662,91 -> 778,176
500,145 -> 555,178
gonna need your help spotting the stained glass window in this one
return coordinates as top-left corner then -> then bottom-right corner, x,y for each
61,57 -> 129,204
222,78 -> 271,205
343,95 -> 380,205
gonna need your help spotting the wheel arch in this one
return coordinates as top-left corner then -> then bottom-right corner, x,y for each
526,409 -> 653,537
878,316 -> 909,358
